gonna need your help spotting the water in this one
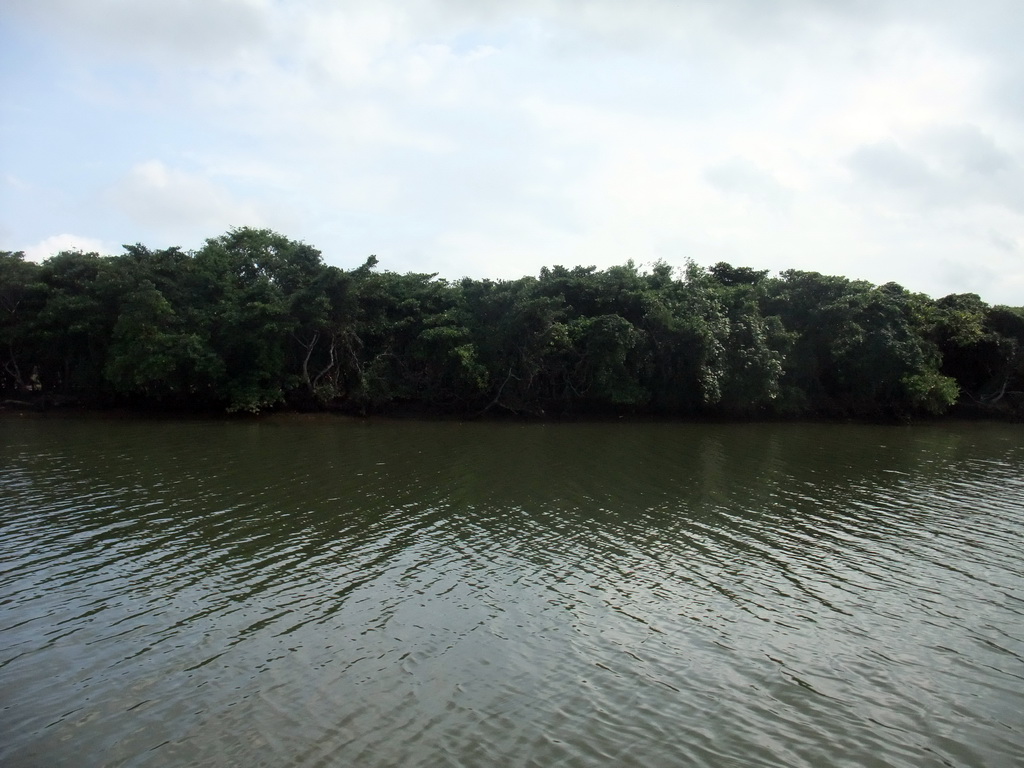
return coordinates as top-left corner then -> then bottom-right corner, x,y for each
1,415 -> 1022,767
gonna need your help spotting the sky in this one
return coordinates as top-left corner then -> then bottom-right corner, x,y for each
2,0 -> 1023,305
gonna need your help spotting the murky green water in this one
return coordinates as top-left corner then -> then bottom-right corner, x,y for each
1,415 -> 1022,767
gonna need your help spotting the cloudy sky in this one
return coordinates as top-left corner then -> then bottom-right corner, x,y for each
2,0 -> 1023,303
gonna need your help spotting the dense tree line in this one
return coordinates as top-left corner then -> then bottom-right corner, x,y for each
2,228 -> 1022,419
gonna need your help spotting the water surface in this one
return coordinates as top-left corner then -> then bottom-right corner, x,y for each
1,416 -> 1022,767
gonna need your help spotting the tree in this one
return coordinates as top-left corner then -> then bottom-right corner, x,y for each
0,251 -> 45,393
192,228 -> 324,412
103,278 -> 224,403
1,226 -> 1012,420
33,251 -> 119,396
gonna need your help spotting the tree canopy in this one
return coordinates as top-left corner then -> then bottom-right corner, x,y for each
2,228 -> 1022,420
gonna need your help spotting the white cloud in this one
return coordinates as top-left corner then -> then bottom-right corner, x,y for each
848,140 -> 935,190
703,159 -> 792,207
23,234 -> 110,262
5,0 -> 270,64
109,160 -> 268,238
846,126 -> 1024,216
5,174 -> 31,190
4,0 -> 1024,303
922,124 -> 1015,176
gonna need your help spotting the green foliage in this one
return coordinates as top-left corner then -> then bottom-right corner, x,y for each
0,251 -> 46,391
104,280 -> 224,402
709,262 -> 769,287
34,251 -> 119,394
568,314 -> 646,405
3,227 -> 1020,420
901,371 -> 960,415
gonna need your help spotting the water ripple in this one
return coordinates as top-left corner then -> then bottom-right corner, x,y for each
1,418 -> 1022,767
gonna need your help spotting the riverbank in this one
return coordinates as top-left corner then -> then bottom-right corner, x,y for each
2,391 -> 1020,424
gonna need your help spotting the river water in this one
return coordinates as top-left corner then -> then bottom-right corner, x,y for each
1,415 -> 1022,767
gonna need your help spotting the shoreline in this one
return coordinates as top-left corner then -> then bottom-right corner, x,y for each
2,396 -> 1019,425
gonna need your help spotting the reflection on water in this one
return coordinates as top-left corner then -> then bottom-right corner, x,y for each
1,416 -> 1022,767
